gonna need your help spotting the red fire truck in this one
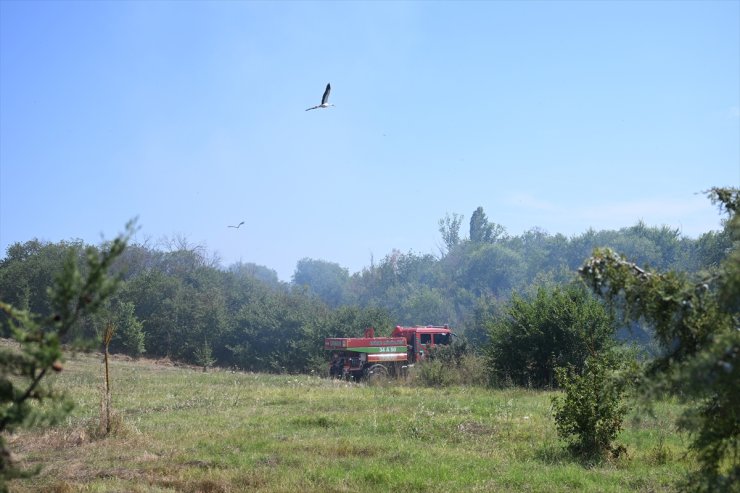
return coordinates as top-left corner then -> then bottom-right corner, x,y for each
324,325 -> 454,381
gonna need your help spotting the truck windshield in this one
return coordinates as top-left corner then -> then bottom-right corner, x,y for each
434,333 -> 451,345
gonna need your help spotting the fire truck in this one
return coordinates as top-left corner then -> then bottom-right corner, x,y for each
324,325 -> 455,381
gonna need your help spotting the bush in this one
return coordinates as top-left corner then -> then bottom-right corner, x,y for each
413,339 -> 487,387
551,352 -> 631,459
486,283 -> 615,388
416,359 -> 454,387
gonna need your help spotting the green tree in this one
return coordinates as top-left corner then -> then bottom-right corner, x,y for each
108,301 -> 145,357
119,269 -> 181,358
398,285 -> 454,326
578,187 -> 739,492
193,338 -> 216,371
470,206 -> 493,243
486,283 -> 615,387
0,240 -> 86,331
462,243 -> 526,297
292,258 -> 350,308
0,226 -> 130,488
228,261 -> 280,288
438,212 -> 464,254
469,207 -> 507,244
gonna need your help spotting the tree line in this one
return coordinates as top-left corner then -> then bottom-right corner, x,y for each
0,207 -> 731,372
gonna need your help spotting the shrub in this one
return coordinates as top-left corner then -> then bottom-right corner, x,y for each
551,352 -> 630,459
413,339 -> 487,387
486,283 -> 615,388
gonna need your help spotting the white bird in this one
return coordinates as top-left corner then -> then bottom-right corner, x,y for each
228,221 -> 245,229
305,83 -> 334,111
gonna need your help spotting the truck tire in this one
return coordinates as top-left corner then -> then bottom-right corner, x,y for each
365,364 -> 389,384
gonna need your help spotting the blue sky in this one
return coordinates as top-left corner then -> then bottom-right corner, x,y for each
1,1 -> 738,281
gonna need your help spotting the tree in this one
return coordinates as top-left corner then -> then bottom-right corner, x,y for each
0,240 -> 86,332
438,212 -> 464,254
578,187 -> 739,492
469,206 -> 507,244
117,269 -> 180,358
461,243 -> 526,297
193,338 -> 216,372
470,206 -> 493,243
485,283 -> 616,388
108,301 -> 145,357
228,261 -> 280,288
0,225 -> 131,487
292,258 -> 350,308
399,285 -> 455,326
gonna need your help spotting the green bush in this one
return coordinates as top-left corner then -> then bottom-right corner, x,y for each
416,358 -> 454,387
551,352 -> 630,459
413,339 -> 487,387
486,283 -> 615,388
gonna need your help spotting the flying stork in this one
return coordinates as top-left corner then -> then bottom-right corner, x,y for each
228,221 -> 245,229
305,83 -> 334,111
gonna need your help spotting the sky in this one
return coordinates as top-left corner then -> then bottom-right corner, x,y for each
1,1 -> 739,282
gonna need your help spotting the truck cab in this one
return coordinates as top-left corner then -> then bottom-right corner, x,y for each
390,325 -> 455,363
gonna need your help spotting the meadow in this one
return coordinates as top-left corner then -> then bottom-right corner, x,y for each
8,352 -> 691,492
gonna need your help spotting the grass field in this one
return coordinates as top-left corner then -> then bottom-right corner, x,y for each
7,351 -> 691,492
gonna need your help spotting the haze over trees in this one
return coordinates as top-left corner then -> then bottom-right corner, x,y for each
0,203 -> 731,372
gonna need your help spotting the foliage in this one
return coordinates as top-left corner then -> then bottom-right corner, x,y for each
415,358 -> 455,387
415,338 -> 488,387
0,224 -> 131,488
193,338 -> 216,371
0,240 -> 85,335
552,351 -> 632,459
485,283 -> 616,388
460,243 -> 526,297
437,212 -> 464,254
469,206 -> 507,244
578,187 -> 739,492
292,258 -> 351,308
107,301 -> 145,357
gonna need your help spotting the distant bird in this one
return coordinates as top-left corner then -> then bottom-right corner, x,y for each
228,221 -> 245,229
305,83 -> 334,111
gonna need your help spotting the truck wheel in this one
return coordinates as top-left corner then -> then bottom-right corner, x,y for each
365,364 -> 389,384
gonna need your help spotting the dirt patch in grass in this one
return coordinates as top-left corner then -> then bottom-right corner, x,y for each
256,454 -> 281,467
457,421 -> 496,436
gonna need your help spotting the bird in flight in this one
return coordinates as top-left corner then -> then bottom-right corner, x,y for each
305,83 -> 334,111
228,221 -> 245,229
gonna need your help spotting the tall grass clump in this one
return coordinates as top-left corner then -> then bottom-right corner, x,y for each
413,339 -> 487,387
